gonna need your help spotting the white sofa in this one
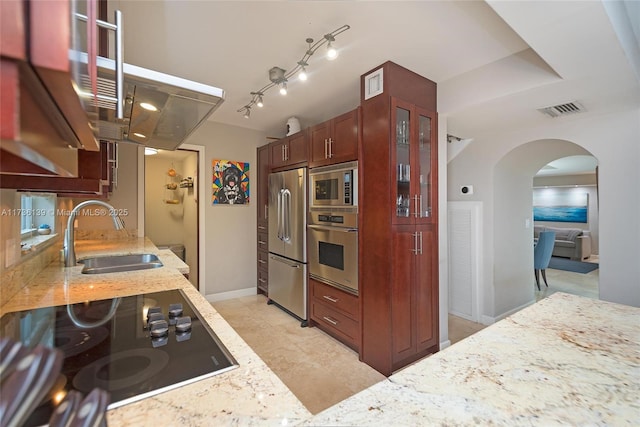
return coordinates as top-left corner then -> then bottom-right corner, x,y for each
534,226 -> 592,261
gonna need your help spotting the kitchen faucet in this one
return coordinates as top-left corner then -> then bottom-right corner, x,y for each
63,200 -> 125,267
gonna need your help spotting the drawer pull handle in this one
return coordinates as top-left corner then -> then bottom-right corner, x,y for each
258,278 -> 266,283
258,225 -> 266,230
322,316 -> 338,326
258,240 -> 266,245
258,260 -> 266,264
322,295 -> 338,303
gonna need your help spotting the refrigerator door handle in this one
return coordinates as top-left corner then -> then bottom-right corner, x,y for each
277,189 -> 284,241
282,189 -> 292,242
270,255 -> 301,268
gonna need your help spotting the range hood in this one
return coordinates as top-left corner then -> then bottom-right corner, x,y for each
72,51 -> 225,151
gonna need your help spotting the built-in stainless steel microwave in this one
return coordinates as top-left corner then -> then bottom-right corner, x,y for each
309,161 -> 358,210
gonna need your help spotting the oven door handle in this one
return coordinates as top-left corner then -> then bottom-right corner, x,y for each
308,224 -> 358,233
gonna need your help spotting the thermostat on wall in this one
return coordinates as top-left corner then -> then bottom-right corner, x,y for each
461,185 -> 474,195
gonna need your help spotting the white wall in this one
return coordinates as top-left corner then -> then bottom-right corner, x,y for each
448,108 -> 640,318
185,121 -> 266,299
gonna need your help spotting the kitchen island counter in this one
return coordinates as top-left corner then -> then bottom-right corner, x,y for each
302,292 -> 639,426
0,238 -> 312,426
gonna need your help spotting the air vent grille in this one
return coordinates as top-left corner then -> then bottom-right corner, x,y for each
538,101 -> 585,118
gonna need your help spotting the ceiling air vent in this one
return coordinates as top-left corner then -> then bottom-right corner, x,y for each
537,101 -> 585,118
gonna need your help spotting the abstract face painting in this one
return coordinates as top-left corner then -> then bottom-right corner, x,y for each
212,160 -> 250,205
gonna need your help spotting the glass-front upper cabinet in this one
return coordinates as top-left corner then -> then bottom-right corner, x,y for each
393,103 -> 411,221
417,107 -> 434,221
391,98 -> 436,225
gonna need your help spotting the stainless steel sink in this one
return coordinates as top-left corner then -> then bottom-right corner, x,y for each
78,254 -> 163,274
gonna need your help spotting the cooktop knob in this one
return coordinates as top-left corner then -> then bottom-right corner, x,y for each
149,319 -> 169,338
168,303 -> 183,317
175,316 -> 192,333
151,335 -> 168,348
147,306 -> 162,320
147,312 -> 164,326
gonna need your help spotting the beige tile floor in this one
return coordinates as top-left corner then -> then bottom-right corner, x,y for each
536,255 -> 600,301
212,259 -> 598,414
212,294 -> 386,414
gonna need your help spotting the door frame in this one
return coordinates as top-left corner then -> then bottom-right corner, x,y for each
138,143 -> 206,296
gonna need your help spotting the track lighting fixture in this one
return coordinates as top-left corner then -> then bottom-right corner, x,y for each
324,34 -> 338,60
252,92 -> 264,107
298,67 -> 308,81
237,24 -> 350,118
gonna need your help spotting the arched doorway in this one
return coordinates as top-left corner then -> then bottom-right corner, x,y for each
492,139 -> 599,315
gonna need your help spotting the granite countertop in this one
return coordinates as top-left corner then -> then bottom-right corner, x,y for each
303,292 -> 640,426
2,238 -> 638,426
0,238 -> 312,426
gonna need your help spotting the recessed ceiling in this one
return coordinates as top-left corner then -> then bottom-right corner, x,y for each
536,155 -> 598,177
107,0 -> 639,141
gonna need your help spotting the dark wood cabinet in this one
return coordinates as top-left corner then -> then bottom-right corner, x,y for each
309,108 -> 359,167
0,140 -> 116,197
270,130 -> 307,170
256,144 -> 270,295
359,61 -> 439,376
0,0 -> 114,195
309,278 -> 360,350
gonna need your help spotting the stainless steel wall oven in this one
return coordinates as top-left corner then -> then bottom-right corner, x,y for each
308,211 -> 358,294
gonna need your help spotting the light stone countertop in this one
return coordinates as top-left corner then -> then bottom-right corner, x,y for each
0,238 -> 312,426
3,238 -> 638,426
301,292 -> 640,426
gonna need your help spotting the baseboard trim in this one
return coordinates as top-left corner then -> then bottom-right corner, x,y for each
482,299 -> 536,325
440,339 -> 452,350
206,287 -> 257,303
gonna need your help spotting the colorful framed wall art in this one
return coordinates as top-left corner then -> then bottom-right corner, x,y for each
212,160 -> 250,205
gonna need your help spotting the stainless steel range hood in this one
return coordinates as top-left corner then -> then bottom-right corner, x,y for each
72,52 -> 225,151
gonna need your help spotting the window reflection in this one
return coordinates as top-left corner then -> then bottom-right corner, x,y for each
19,193 -> 57,255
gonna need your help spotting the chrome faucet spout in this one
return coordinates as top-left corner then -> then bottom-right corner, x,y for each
63,200 -> 125,267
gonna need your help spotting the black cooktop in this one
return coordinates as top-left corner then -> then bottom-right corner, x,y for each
0,289 -> 237,426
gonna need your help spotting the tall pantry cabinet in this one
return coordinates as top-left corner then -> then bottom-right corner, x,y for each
359,62 -> 439,376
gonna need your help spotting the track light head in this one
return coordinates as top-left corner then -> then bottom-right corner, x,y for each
279,82 -> 288,95
243,107 -> 251,119
297,61 -> 309,81
326,42 -> 338,60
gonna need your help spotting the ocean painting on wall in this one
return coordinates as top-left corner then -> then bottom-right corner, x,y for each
533,192 -> 588,223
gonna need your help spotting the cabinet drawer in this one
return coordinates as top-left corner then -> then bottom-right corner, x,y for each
311,300 -> 358,346
257,268 -> 269,292
310,279 -> 358,318
257,249 -> 269,270
257,231 -> 269,251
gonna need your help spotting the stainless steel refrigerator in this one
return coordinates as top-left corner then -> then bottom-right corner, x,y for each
268,167 -> 308,325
